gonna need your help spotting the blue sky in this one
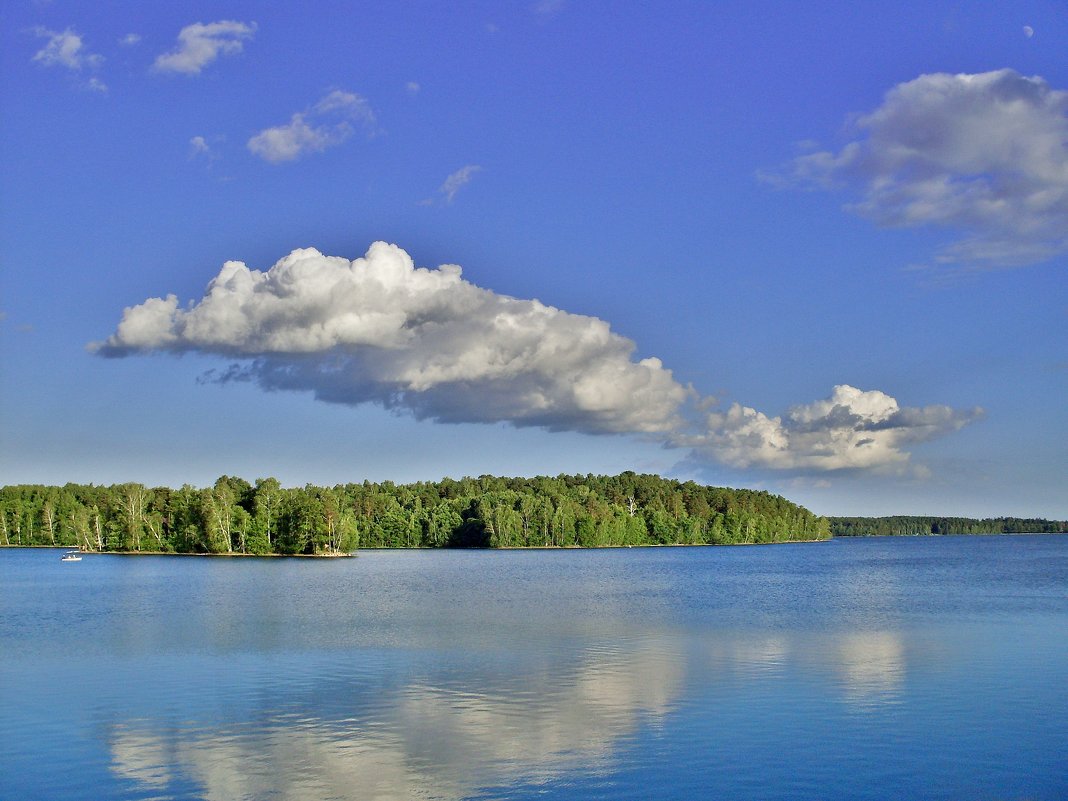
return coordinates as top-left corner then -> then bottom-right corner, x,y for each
1,0 -> 1065,518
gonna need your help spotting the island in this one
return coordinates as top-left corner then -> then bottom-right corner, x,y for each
0,473 -> 828,554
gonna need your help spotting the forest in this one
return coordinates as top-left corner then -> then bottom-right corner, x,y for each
829,516 -> 1068,537
0,473 -> 830,554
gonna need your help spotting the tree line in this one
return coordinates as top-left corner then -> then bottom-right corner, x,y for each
828,516 -> 1068,537
0,472 -> 829,554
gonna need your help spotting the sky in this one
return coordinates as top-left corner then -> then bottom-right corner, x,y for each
1,0 -> 1066,518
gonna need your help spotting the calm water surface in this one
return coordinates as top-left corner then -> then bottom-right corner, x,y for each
1,535 -> 1066,800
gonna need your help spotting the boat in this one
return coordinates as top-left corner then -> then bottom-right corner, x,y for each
60,549 -> 82,562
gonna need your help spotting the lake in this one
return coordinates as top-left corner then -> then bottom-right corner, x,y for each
1,535 -> 1065,800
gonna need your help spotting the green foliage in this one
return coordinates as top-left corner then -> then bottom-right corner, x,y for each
829,516 -> 1068,537
0,472 -> 835,554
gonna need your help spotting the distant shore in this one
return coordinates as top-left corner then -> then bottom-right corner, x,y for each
827,515 -> 1067,537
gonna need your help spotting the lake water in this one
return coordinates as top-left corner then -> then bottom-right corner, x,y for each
1,535 -> 1066,800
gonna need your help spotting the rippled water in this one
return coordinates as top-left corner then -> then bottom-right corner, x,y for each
1,536 -> 1066,800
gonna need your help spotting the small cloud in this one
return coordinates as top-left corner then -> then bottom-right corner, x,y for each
153,20 -> 256,75
533,0 -> 565,18
406,81 -> 421,95
33,27 -> 97,69
783,477 -> 833,490
313,89 -> 375,125
247,90 -> 375,163
188,135 -> 224,165
120,33 -> 142,47
485,22 -> 500,34
441,164 -> 482,203
32,27 -> 105,91
248,115 -> 337,163
676,384 -> 984,473
425,164 -> 482,206
910,464 -> 933,480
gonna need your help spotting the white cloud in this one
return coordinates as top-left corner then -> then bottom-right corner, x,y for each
247,91 -> 375,163
776,69 -> 1068,269
92,244 -> 981,472
120,33 -> 142,47
679,385 -> 983,472
153,20 -> 256,75
313,89 -> 373,121
33,27 -> 100,69
188,135 -> 223,164
423,166 -> 482,205
32,27 -> 106,91
92,243 -> 691,435
440,165 -> 482,204
406,81 -> 421,94
247,114 -> 340,163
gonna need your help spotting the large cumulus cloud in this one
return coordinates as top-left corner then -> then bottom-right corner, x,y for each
778,69 -> 1068,268
92,243 -> 981,472
92,243 -> 691,435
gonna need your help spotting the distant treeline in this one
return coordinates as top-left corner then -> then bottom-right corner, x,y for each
0,472 -> 829,554
829,516 -> 1068,537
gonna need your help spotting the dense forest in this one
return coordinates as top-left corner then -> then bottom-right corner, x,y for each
829,516 -> 1068,537
0,473 -> 829,554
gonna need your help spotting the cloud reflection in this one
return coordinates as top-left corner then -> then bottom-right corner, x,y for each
834,631 -> 906,706
108,637 -> 685,800
111,725 -> 173,790
107,626 -> 912,798
699,629 -> 908,710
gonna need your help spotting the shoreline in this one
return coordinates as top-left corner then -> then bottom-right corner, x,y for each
0,545 -> 354,558
15,533 -> 1063,556
2,537 -> 832,557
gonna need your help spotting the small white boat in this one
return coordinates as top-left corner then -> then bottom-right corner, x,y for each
60,550 -> 83,562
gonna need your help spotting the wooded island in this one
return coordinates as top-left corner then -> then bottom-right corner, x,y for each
0,473 -> 829,554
